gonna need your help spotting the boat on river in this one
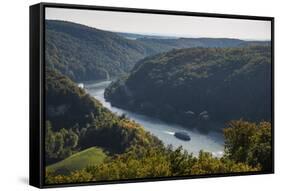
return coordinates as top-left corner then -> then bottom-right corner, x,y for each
84,80 -> 224,156
174,131 -> 191,141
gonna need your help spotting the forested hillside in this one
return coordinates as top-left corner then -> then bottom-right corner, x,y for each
137,37 -> 244,52
46,20 -> 269,82
44,20 -> 272,184
45,68 -> 162,165
46,20 -> 149,81
46,120 -> 271,184
105,46 -> 271,132
45,68 -> 271,184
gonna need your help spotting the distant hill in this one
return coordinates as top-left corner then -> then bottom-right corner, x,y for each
239,41 -> 271,47
46,20 -> 149,81
136,38 -> 270,53
117,32 -> 178,40
46,20 -> 270,82
105,46 -> 271,132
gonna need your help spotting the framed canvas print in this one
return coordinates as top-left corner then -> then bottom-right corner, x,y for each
29,2 -> 274,188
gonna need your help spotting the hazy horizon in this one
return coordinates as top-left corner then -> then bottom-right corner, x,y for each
46,8 -> 271,41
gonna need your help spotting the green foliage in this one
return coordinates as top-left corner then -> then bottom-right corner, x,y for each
45,120 -> 270,184
44,26 -> 272,183
46,20 -> 269,82
46,69 -> 162,165
46,144 -> 259,183
45,63 -> 272,184
224,120 -> 272,171
86,146 -> 172,180
46,20 -> 148,81
45,170 -> 93,184
105,46 -> 271,132
167,146 -> 196,176
46,68 -> 103,131
191,151 -> 259,174
79,116 -> 163,153
137,37 -> 270,52
45,121 -> 80,164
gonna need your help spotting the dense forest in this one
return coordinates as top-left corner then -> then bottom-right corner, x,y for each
105,46 -> 271,132
137,37 -> 269,52
46,20 -> 148,81
45,20 -> 272,184
46,20 -> 269,82
45,69 -> 162,165
45,69 -> 272,184
46,120 -> 271,184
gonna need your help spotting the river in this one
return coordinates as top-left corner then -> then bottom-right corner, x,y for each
84,80 -> 224,157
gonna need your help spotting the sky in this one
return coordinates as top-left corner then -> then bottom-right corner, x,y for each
46,7 -> 271,41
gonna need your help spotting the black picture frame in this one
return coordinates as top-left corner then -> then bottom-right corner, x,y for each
30,2 -> 275,188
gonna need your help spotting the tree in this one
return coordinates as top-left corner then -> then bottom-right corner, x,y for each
248,122 -> 272,171
191,151 -> 258,174
45,121 -> 55,158
224,120 -> 272,171
45,121 -> 80,165
223,120 -> 257,163
64,129 -> 79,148
167,145 -> 196,176
53,132 -> 64,156
45,170 -> 93,184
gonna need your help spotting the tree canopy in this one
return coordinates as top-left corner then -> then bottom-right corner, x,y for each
105,46 -> 271,132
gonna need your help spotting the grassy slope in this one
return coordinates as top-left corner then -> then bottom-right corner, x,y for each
47,147 -> 107,175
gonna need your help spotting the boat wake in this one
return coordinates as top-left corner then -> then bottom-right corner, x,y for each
163,131 -> 175,135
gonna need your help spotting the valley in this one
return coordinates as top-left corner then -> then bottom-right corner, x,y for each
44,19 -> 272,184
